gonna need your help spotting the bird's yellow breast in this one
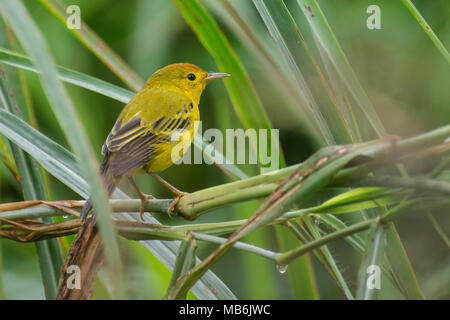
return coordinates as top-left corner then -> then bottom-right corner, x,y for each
142,101 -> 200,173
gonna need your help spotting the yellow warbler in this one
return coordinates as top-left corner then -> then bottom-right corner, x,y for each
81,63 -> 229,220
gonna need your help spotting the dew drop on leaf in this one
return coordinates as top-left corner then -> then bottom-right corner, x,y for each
276,264 -> 288,274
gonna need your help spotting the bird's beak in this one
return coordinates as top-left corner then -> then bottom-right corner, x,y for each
204,72 -> 230,82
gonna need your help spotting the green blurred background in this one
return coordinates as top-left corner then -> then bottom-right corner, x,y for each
0,0 -> 449,299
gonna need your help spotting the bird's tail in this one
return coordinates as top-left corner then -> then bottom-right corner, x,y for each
80,152 -> 120,221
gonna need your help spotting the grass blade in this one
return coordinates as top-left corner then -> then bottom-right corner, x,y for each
310,187 -> 409,214
252,0 -> 336,145
274,226 -> 319,299
0,48 -> 134,104
295,0 -> 427,299
164,233 -> 197,299
385,223 -> 425,299
303,215 -> 354,299
356,223 -> 386,300
0,0 -> 122,298
0,108 -> 87,196
0,70 -> 62,299
38,0 -> 144,91
296,0 -> 386,138
401,0 -> 450,64
205,0 -> 325,145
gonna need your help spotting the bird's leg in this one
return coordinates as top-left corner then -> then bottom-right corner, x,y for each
149,172 -> 188,217
128,177 -> 154,220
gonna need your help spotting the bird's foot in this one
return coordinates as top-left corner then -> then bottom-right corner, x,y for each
167,191 -> 188,218
138,193 -> 155,221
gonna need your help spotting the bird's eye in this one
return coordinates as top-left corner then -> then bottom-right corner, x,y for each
187,73 -> 196,81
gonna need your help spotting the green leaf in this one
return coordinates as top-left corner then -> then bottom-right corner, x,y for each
38,0 -> 144,91
0,0 -> 122,298
295,0 -> 386,138
164,233 -> 197,299
252,0 -> 338,145
0,108 -> 86,195
311,187 -> 409,214
0,48 -> 134,104
275,226 -> 319,299
385,223 -> 425,299
304,215 -> 354,299
204,0 -> 326,145
0,69 -> 62,299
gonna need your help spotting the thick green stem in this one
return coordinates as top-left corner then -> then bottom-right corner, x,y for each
176,165 -> 297,220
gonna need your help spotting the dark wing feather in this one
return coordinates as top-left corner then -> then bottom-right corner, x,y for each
102,101 -> 193,178
102,116 -> 145,154
110,132 -> 170,176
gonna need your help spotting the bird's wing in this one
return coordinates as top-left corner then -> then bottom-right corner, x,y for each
102,100 -> 193,177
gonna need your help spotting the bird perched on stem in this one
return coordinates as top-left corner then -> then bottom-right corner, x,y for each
80,63 -> 229,220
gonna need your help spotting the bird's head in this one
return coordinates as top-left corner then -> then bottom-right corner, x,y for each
147,63 -> 229,101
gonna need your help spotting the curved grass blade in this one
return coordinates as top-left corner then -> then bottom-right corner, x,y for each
303,215 -> 354,299
0,69 -> 62,299
0,0 -> 123,298
318,213 -> 402,296
204,0 -> 324,145
175,0 -> 285,171
401,0 -> 450,64
252,0 -> 336,145
310,187 -> 409,214
296,0 -> 425,299
312,32 -> 362,142
0,108 -> 87,196
38,0 -> 144,91
0,108 -> 236,299
356,223 -> 386,299
385,223 -> 425,299
0,48 -> 134,104
296,0 -> 386,138
274,226 -> 319,299
164,234 -> 197,300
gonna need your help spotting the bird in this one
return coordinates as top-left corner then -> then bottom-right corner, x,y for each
80,63 -> 229,221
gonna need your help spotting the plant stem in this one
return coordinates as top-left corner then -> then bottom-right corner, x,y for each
275,219 -> 375,266
355,176 -> 450,195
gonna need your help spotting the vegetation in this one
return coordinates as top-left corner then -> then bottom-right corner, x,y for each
0,0 -> 448,299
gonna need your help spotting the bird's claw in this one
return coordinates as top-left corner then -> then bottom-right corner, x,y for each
138,193 -> 155,221
167,191 -> 188,219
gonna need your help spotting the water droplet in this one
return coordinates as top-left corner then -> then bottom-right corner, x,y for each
276,264 -> 288,274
